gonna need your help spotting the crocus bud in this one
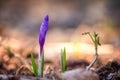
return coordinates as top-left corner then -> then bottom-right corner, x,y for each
39,14 -> 49,55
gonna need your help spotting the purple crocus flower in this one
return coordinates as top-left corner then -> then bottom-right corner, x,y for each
39,14 -> 49,55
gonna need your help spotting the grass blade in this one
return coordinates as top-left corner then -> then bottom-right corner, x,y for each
30,52 -> 38,77
61,48 -> 66,72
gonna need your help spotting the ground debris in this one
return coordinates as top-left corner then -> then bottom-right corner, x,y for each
62,68 -> 99,80
96,61 -> 120,80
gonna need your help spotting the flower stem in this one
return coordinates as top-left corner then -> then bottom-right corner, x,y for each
38,51 -> 44,77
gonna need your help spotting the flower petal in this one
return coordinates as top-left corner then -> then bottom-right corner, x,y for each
39,14 -> 49,55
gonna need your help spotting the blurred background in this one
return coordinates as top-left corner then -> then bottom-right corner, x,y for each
0,0 -> 120,64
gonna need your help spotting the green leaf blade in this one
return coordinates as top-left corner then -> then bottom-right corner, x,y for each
30,53 -> 38,77
61,48 -> 66,72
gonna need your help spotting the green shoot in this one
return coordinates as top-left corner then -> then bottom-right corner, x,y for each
38,50 -> 44,77
5,47 -> 14,57
82,32 -> 101,70
5,47 -> 30,69
30,52 -> 38,77
61,47 -> 66,72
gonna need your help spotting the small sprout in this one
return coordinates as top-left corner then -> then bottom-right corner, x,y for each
82,32 -> 101,70
5,47 -> 14,57
30,52 -> 38,77
38,14 -> 49,77
5,47 -> 30,71
61,47 -> 67,72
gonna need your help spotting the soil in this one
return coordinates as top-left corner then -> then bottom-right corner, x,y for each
0,46 -> 120,80
96,61 -> 120,80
